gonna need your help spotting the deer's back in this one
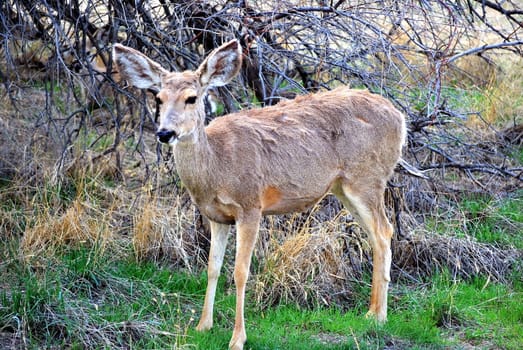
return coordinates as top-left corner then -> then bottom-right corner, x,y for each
207,86 -> 404,170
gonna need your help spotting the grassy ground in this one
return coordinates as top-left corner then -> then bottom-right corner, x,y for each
426,191 -> 523,249
1,193 -> 522,350
1,253 -> 522,350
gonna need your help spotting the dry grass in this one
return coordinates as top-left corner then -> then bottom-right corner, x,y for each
250,186 -> 522,308
254,223 -> 522,309
66,150 -> 121,181
254,206 -> 371,308
132,195 -> 203,270
20,198 -> 114,263
393,234 -> 523,283
470,55 -> 523,127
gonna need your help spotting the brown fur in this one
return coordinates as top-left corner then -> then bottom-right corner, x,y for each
113,40 -> 406,350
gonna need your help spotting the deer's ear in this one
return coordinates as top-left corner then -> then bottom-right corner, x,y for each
196,40 -> 242,88
112,44 -> 168,92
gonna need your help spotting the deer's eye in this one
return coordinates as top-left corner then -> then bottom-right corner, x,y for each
185,96 -> 197,105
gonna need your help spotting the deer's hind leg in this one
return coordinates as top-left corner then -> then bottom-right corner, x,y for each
332,180 -> 393,322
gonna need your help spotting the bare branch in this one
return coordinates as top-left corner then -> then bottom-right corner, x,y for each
448,40 -> 523,63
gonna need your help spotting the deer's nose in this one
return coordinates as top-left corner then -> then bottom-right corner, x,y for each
156,129 -> 176,143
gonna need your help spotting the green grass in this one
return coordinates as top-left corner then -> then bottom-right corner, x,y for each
1,241 -> 522,350
76,130 -> 115,152
406,86 -> 487,116
517,146 -> 523,164
427,191 -> 523,249
459,192 -> 523,248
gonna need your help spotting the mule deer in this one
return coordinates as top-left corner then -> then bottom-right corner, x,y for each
113,40 -> 406,350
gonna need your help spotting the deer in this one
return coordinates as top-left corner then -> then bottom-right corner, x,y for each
112,39 -> 406,350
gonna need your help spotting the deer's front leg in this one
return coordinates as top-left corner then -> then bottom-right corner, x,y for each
229,210 -> 261,350
196,220 -> 230,331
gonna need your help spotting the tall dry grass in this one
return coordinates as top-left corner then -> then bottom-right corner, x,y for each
469,55 -> 523,127
18,175 -> 124,266
132,194 -> 206,270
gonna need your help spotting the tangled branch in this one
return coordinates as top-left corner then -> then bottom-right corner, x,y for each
1,0 -> 521,202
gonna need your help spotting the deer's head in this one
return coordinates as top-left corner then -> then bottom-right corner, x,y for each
112,40 -> 242,145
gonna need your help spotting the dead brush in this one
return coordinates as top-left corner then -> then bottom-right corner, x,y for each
393,234 -> 523,283
253,187 -> 522,309
254,207 -> 371,309
65,149 -> 121,181
254,226 -> 522,309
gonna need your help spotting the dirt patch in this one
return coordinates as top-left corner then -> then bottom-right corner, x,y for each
312,332 -> 347,345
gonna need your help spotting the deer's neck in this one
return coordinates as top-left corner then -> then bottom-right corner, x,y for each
173,120 -> 218,205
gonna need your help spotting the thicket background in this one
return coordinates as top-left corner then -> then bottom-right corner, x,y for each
1,1 -> 522,349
